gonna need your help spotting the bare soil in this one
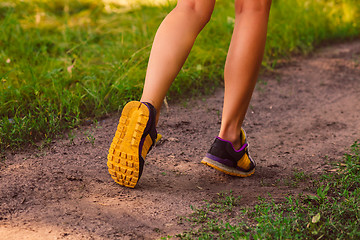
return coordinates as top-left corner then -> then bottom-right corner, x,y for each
1,41 -> 360,240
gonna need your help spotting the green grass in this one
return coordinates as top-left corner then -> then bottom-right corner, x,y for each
1,0 -> 360,151
164,141 -> 360,239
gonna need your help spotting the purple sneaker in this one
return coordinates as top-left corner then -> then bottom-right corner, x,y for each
201,129 -> 255,177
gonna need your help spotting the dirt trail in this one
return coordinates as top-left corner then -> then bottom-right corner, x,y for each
1,41 -> 360,240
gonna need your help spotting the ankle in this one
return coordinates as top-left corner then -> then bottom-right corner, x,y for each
141,101 -> 160,126
218,133 -> 241,150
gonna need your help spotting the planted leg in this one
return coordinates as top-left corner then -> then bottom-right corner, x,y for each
202,0 -> 272,177
219,0 -> 272,149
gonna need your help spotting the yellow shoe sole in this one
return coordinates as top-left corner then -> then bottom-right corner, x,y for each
107,101 -> 150,188
201,157 -> 255,177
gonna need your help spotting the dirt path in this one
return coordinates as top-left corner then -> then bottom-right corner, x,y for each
1,41 -> 360,240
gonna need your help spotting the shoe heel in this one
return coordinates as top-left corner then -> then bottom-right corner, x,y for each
107,101 -> 150,188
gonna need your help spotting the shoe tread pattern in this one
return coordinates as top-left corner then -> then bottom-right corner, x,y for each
107,101 -> 149,188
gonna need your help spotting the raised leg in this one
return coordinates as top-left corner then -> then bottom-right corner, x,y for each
140,0 -> 216,123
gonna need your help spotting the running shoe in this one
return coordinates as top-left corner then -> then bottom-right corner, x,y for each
107,101 -> 159,188
201,129 -> 255,177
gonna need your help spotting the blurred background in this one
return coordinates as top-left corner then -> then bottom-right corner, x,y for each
0,0 -> 359,151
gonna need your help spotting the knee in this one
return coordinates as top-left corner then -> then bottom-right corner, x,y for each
176,0 -> 215,27
234,0 -> 272,15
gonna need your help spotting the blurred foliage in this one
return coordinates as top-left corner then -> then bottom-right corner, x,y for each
0,0 -> 359,150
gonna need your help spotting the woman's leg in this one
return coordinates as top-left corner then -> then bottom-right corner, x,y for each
108,1 -> 216,188
219,0 -> 272,149
140,0 -> 216,122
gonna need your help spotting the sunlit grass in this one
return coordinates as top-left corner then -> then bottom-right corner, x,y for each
0,0 -> 359,150
169,142 -> 360,240
104,0 -> 175,7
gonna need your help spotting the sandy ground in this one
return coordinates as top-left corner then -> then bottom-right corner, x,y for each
1,41 -> 360,239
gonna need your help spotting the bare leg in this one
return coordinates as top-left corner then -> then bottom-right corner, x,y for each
140,0 -> 216,122
219,0 -> 272,149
